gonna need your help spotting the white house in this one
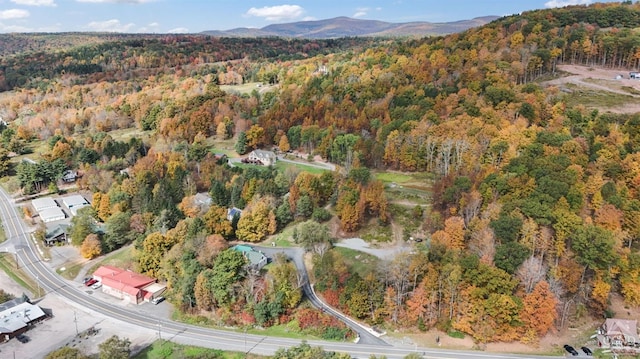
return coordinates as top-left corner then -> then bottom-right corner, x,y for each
248,150 -> 277,166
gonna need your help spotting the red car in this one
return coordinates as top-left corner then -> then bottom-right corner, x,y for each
85,278 -> 98,287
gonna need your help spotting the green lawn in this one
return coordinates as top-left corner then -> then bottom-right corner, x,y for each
56,260 -> 85,280
133,339 -> 264,359
220,82 -> 276,96
274,161 -> 328,175
0,218 -> 5,243
333,246 -> 380,278
560,82 -> 635,109
0,253 -> 40,296
86,246 -> 136,275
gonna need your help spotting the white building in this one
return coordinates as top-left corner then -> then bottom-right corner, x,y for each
39,207 -> 65,223
31,197 -> 58,213
248,150 -> 277,166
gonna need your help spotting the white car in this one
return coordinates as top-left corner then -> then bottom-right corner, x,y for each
91,282 -> 102,290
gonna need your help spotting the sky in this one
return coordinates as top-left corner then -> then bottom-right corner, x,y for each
0,0 -> 624,34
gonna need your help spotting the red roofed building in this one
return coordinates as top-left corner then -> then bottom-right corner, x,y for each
92,265 -> 166,304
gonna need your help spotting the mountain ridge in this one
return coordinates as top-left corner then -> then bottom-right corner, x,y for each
201,15 -> 500,38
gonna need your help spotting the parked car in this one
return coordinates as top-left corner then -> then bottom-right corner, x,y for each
563,344 -> 579,356
82,277 -> 92,284
85,278 -> 98,287
91,282 -> 102,290
151,296 -> 165,305
581,346 -> 593,356
16,334 -> 29,343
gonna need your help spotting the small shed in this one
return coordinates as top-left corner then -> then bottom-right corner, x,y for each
32,197 -> 58,212
39,207 -> 65,223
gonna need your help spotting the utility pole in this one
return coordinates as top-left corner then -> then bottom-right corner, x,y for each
157,320 -> 162,340
74,311 -> 78,336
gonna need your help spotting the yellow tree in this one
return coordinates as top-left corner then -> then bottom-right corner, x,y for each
278,134 -> 290,152
245,124 -> 265,150
236,197 -> 277,242
80,234 -> 102,259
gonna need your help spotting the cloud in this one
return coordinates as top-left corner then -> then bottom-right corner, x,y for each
353,7 -> 369,18
77,0 -> 154,3
11,0 -> 56,6
0,9 -> 30,20
86,19 -> 135,32
544,0 -> 592,8
245,5 -> 304,22
167,27 -> 189,33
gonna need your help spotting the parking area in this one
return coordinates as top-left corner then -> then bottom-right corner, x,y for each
0,267 -> 171,358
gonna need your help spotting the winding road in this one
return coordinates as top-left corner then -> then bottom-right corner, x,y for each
0,187 -> 559,359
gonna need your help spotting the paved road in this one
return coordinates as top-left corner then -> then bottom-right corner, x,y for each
0,188 -> 560,359
255,246 -> 386,346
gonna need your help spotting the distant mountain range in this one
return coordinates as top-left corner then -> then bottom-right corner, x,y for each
201,16 -> 500,39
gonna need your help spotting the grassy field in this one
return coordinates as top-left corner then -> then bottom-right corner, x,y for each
560,82 -> 635,109
133,339 -> 265,359
56,260 -> 85,280
333,246 -> 379,278
220,82 -> 277,96
359,220 -> 393,242
375,170 -> 433,206
0,218 -> 5,243
0,252 -> 39,296
86,245 -> 137,275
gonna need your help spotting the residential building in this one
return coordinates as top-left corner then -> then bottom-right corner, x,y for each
44,224 -> 69,246
248,149 -> 277,166
232,245 -> 268,272
597,318 -> 640,348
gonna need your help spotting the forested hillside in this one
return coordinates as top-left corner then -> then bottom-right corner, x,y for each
1,1 -> 640,346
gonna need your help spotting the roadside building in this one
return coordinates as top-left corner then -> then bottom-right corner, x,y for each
0,296 -> 48,342
597,318 -> 640,348
44,224 -> 69,246
92,266 -> 166,304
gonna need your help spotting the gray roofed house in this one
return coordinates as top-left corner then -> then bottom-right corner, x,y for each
248,149 -> 277,166
45,223 -> 70,246
231,245 -> 268,272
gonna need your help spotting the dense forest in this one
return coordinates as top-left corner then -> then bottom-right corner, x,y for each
1,1 -> 640,345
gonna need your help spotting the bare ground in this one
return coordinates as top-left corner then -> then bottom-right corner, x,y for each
545,64 -> 640,114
